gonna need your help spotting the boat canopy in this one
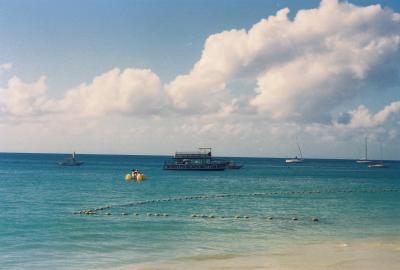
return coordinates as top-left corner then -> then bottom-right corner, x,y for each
174,148 -> 212,159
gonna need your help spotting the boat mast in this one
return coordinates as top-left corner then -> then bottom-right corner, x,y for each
365,137 -> 368,160
296,137 -> 303,159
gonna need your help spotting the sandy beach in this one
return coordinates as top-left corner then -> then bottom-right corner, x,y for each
122,238 -> 400,270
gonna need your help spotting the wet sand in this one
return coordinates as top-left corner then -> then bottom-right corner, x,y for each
115,238 -> 400,270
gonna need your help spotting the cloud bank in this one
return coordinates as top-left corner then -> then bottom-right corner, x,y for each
0,0 -> 399,157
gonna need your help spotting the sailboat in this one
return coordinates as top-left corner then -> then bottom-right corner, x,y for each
285,140 -> 304,164
58,152 -> 84,166
368,142 -> 387,168
356,137 -> 372,164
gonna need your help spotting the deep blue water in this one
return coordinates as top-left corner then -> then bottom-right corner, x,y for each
0,153 -> 399,269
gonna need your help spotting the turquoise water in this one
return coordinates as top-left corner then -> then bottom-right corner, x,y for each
0,153 -> 399,270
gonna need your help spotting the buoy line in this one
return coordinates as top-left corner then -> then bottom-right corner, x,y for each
75,188 -> 400,215
75,211 -> 321,223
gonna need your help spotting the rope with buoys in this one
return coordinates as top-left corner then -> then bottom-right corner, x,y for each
74,188 -> 400,215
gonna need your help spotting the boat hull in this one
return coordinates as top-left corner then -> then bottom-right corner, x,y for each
163,164 -> 226,171
285,159 -> 303,164
356,160 -> 372,164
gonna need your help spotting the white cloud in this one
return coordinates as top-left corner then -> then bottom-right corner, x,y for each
55,68 -> 164,117
0,68 -> 164,119
1,1 -> 400,159
0,76 -> 48,117
343,101 -> 400,128
2,0 -> 399,123
167,0 -> 400,122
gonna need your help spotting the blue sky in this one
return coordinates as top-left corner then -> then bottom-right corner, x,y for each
0,0 -> 399,159
0,1 -> 320,88
2,0 -> 397,89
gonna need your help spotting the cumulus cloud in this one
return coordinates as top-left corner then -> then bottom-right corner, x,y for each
0,76 -> 48,117
2,0 -> 400,123
343,101 -> 400,128
1,0 -> 400,158
0,68 -> 164,119
167,0 -> 400,122
252,1 -> 400,122
55,68 -> 164,117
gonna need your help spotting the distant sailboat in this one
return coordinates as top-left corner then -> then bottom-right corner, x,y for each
356,137 -> 372,164
285,139 -> 304,164
58,152 -> 84,166
368,142 -> 388,168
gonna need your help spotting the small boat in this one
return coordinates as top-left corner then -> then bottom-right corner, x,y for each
356,137 -> 372,163
285,139 -> 304,164
285,157 -> 303,164
125,170 -> 146,182
225,160 -> 243,169
58,152 -> 84,166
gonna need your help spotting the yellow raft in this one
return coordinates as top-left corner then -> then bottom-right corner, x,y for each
125,173 -> 146,182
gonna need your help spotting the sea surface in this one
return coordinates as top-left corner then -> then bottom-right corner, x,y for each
0,153 -> 399,270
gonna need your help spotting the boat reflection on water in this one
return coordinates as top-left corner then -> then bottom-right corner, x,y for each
368,162 -> 387,168
225,160 -> 243,169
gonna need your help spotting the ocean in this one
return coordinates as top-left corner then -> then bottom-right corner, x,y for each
0,153 -> 399,270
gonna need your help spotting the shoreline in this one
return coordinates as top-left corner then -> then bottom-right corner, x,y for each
112,237 -> 400,270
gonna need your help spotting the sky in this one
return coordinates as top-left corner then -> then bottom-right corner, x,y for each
0,0 -> 399,159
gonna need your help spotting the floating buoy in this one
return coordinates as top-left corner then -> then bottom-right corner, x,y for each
126,172 -> 146,182
136,174 -> 145,181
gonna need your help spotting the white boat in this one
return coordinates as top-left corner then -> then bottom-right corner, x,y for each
285,157 -> 303,163
356,137 -> 372,163
285,140 -> 304,164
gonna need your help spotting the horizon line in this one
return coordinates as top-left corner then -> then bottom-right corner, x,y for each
1,151 -> 399,162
